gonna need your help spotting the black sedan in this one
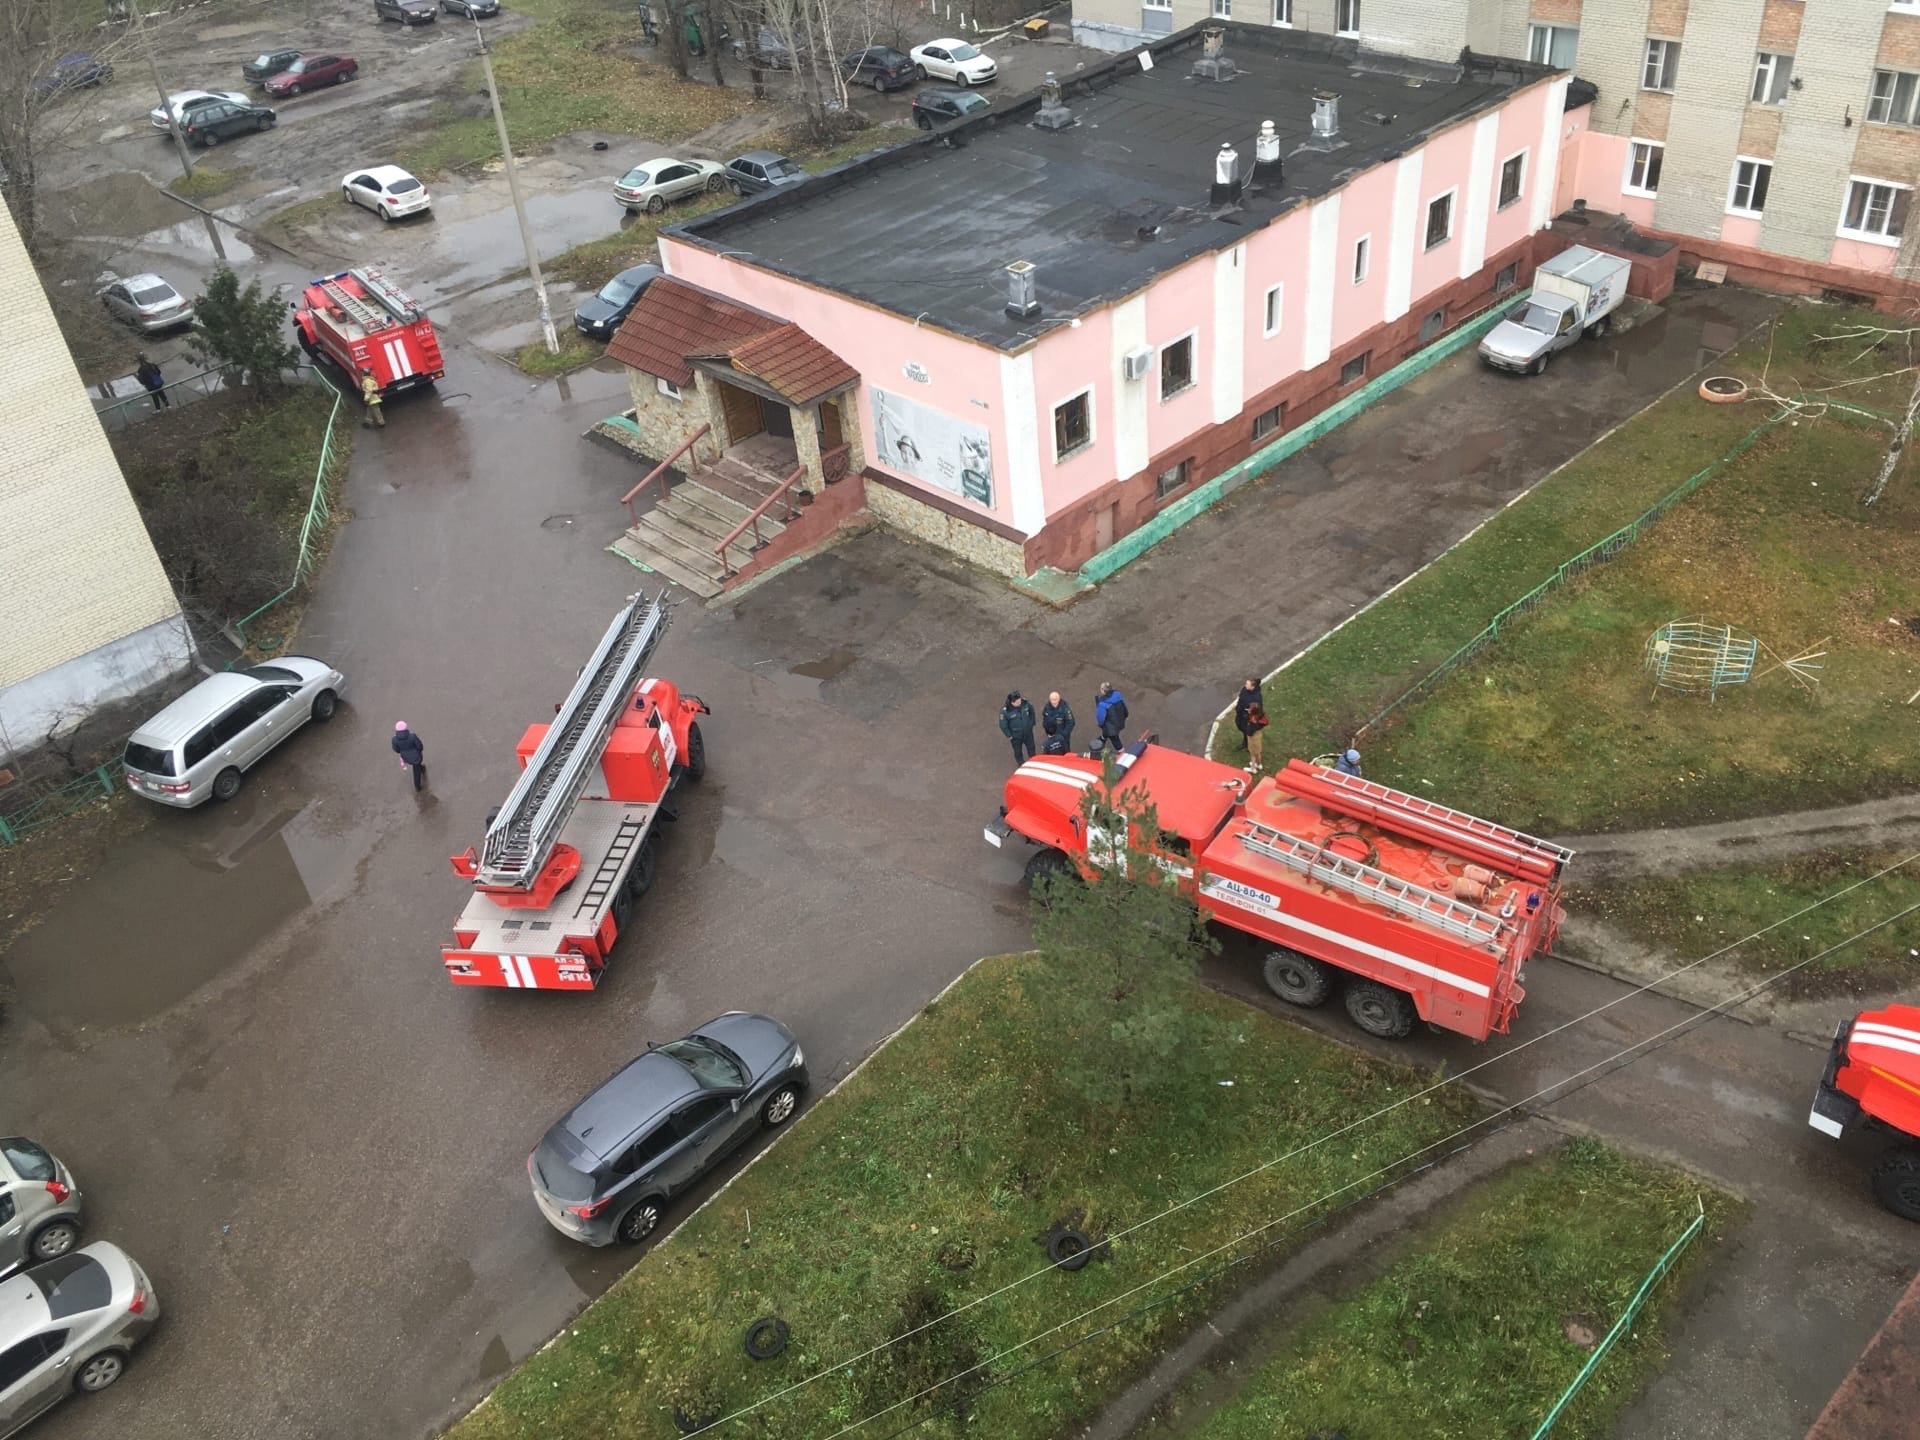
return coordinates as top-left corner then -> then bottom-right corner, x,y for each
842,45 -> 918,91
912,87 -> 990,130
242,48 -> 302,85
725,150 -> 804,194
574,263 -> 661,338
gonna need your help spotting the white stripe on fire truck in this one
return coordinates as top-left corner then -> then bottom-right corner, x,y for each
1853,1020 -> 1920,1044
1849,1029 -> 1920,1060
1021,762 -> 1095,787
1265,909 -> 1492,998
385,337 -> 414,379
518,956 -> 539,989
499,955 -> 520,988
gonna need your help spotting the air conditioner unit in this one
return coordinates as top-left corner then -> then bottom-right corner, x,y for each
1122,347 -> 1154,381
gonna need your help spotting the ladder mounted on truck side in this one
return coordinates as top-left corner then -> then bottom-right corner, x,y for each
315,268 -> 421,331
476,593 -> 669,890
1275,760 -> 1573,885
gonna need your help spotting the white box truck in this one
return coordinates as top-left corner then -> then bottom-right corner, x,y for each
1478,246 -> 1633,375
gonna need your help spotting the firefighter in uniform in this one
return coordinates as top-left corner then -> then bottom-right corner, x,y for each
359,366 -> 384,428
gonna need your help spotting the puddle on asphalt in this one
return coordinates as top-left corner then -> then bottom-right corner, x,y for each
476,1336 -> 511,1383
413,187 -> 639,299
788,647 -> 858,681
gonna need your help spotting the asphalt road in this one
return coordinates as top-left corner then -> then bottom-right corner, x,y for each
4,283 -> 1891,1440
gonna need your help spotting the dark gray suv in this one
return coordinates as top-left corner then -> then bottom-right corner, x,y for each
529,1013 -> 807,1246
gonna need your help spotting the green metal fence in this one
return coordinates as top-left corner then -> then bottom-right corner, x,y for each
93,364 -> 232,431
1531,1198 -> 1706,1438
0,765 -> 118,846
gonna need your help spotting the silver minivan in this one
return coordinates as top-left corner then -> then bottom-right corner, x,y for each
122,658 -> 346,807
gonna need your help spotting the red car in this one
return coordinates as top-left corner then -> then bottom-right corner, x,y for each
263,53 -> 357,95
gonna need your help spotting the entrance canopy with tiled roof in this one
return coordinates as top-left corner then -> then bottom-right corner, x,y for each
686,324 -> 858,408
606,276 -> 782,387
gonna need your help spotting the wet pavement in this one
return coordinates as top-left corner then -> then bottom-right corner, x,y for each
2,277 -> 1891,1440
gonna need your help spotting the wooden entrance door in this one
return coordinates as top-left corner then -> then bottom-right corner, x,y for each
1094,502 -> 1117,552
760,397 -> 794,439
818,398 -> 844,450
721,383 -> 762,445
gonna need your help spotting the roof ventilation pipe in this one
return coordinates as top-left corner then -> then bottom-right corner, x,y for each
1033,70 -> 1075,131
1211,143 -> 1244,207
1005,260 -> 1042,319
1251,119 -> 1283,186
1193,26 -> 1237,82
1312,91 -> 1340,140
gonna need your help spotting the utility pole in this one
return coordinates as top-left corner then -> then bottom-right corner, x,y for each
128,0 -> 227,262
471,14 -> 557,353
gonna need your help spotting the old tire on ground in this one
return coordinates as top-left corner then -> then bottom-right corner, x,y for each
744,1316 -> 789,1360
212,767 -> 244,804
28,1219 -> 79,1263
310,689 -> 337,722
1262,949 -> 1333,1008
761,1083 -> 800,1128
1344,980 -> 1416,1039
75,1351 -> 125,1393
646,193 -> 667,214
1870,1147 -> 1920,1221
627,834 -> 658,899
617,1198 -> 663,1243
1048,1227 -> 1092,1271
683,721 -> 706,782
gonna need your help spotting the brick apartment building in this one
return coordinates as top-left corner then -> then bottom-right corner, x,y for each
1072,0 -> 1920,303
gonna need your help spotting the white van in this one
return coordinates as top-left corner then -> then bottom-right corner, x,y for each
122,658 -> 346,807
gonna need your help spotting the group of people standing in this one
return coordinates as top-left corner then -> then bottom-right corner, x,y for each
998,683 -> 1131,765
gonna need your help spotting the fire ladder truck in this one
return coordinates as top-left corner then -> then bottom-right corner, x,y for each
987,743 -> 1571,1042
442,593 -> 709,991
292,267 -> 445,393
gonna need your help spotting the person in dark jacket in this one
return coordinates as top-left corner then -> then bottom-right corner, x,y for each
1091,682 -> 1128,757
998,691 -> 1037,765
1234,677 -> 1269,772
392,721 -> 427,791
1041,691 -> 1075,755
1335,747 -> 1362,777
135,354 -> 170,410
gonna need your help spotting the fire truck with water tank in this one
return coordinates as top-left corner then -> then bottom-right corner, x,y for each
442,593 -> 708,990
1808,1003 -> 1920,1221
986,741 -> 1571,1041
291,266 -> 444,393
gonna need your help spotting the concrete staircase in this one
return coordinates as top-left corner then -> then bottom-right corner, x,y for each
611,453 -> 804,600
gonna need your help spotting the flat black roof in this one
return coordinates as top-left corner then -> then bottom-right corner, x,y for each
674,24 -> 1555,350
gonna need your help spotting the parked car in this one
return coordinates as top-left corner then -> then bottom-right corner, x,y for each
98,273 -> 195,332
148,89 -> 249,130
122,658 -> 347,808
263,53 -> 357,96
440,0 -> 499,14
242,48 -> 303,85
374,0 -> 437,24
841,45 -> 918,91
341,164 -> 431,219
0,1244 -> 158,1435
574,263 -> 661,338
0,1139 -> 82,1279
725,150 -> 804,194
613,156 -> 731,213
179,99 -> 276,147
529,1013 -> 808,1246
32,53 -> 113,94
751,25 -> 797,69
912,87 -> 991,130
909,38 -> 996,86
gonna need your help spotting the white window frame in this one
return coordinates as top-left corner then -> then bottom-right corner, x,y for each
1351,234 -> 1370,284
657,377 -> 682,400
1335,0 -> 1360,38
1158,328 -> 1198,401
1726,157 -> 1772,218
1838,175 -> 1912,246
1643,38 -> 1680,93
1052,387 -> 1096,461
1528,23 -> 1577,69
1142,0 -> 1171,9
1894,1 -> 1920,11
1271,0 -> 1292,25
1497,149 -> 1527,210
1751,52 -> 1792,106
1262,283 -> 1283,338
1624,140 -> 1664,198
1210,0 -> 1231,17
1424,188 -> 1456,250
1868,69 -> 1920,126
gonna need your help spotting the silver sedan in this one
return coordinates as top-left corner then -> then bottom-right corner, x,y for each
99,273 -> 195,333
0,1243 -> 159,1437
613,156 -> 733,214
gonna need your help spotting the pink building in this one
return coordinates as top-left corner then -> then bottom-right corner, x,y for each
604,25 -> 1572,591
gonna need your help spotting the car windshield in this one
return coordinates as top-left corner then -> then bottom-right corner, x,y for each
1,1138 -> 55,1181
124,741 -> 176,776
254,53 -> 279,66
949,42 -> 981,59
656,1036 -> 746,1090
29,1254 -> 111,1321
620,167 -> 652,185
287,59 -> 311,72
386,177 -> 422,194
765,159 -> 801,179
954,93 -> 990,114
245,664 -> 303,684
131,284 -> 176,305
1515,303 -> 1561,335
597,276 -> 641,304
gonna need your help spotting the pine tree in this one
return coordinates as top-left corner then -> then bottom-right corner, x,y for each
186,266 -> 299,393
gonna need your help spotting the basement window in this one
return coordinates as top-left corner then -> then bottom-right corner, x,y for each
1339,353 -> 1368,387
1494,262 -> 1518,294
1155,459 -> 1190,500
1252,403 -> 1284,440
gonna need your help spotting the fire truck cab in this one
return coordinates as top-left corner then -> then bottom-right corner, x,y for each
1809,1003 -> 1920,1220
291,266 -> 444,394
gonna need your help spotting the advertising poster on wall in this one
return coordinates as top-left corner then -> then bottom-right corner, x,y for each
869,387 -> 994,508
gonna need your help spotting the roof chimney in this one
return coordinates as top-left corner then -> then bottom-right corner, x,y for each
1312,91 -> 1340,140
1252,119 -> 1283,186
1210,143 -> 1244,207
1033,70 -> 1074,131
1193,25 -> 1238,82
1005,260 -> 1041,319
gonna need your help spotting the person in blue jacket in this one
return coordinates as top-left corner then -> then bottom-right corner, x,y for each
1335,747 -> 1363,777
1091,683 -> 1129,757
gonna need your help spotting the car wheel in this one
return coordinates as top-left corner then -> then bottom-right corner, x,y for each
258,116 -> 273,131
1262,949 -> 1333,1008
212,767 -> 244,803
75,1351 -> 126,1394
914,113 -> 932,131
342,186 -> 354,204
683,721 -> 706,782
379,206 -> 392,222
761,1083 -> 800,1128
28,1219 -> 79,1263
914,64 -> 926,80
627,834 -> 658,899
203,130 -> 220,146
617,1198 -> 663,1244
956,71 -> 971,87
310,689 -> 338,722
1344,980 -> 1416,1039
645,194 -> 666,214
334,71 -> 349,85
705,173 -> 727,193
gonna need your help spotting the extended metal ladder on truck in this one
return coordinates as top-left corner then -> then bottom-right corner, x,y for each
316,268 -> 421,331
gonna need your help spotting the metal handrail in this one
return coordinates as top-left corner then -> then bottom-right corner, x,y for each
716,462 -> 807,579
622,424 -> 710,525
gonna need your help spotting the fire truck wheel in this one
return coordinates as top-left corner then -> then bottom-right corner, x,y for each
1344,981 -> 1415,1040
611,885 -> 633,934
310,689 -> 338,722
628,835 -> 658,898
684,721 -> 707,782
1262,949 -> 1332,1008
761,1084 -> 800,1128
617,1199 -> 663,1244
1022,847 -> 1077,903
212,767 -> 244,804
1870,1147 -> 1920,1221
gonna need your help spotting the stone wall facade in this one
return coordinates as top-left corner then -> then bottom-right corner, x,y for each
863,473 -> 1030,579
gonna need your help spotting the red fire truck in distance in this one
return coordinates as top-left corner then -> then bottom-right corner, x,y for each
291,266 -> 444,394
986,741 -> 1571,1042
443,593 -> 708,991
1809,1003 -> 1920,1221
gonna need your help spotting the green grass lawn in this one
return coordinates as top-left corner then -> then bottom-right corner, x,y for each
514,328 -> 602,375
167,165 -> 238,200
447,952 -> 1485,1440
1156,1139 -> 1735,1440
1569,848 -> 1920,991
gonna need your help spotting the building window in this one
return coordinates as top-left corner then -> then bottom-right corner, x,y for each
1528,23 -> 1577,69
1625,140 -> 1664,197
1643,38 -> 1680,93
1271,0 -> 1291,24
1339,353 -> 1368,386
1335,0 -> 1359,37
1418,308 -> 1446,343
656,377 -> 682,400
1840,178 -> 1911,243
1352,235 -> 1370,284
1211,0 -> 1230,16
1054,391 -> 1092,459
1142,0 -> 1169,6
1160,334 -> 1195,399
1868,69 -> 1920,126
1498,152 -> 1526,210
1155,460 -> 1190,500
1252,403 -> 1284,440
1494,262 -> 1518,294
1424,191 -> 1454,250
1728,158 -> 1772,217
1752,52 -> 1793,106
1263,284 -> 1283,337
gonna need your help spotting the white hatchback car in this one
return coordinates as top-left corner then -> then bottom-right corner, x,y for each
909,38 -> 996,86
148,88 -> 248,129
341,164 -> 432,221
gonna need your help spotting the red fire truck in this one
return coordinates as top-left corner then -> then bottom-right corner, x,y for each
291,267 -> 444,393
986,742 -> 1571,1042
1809,1003 -> 1920,1220
442,593 -> 709,991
